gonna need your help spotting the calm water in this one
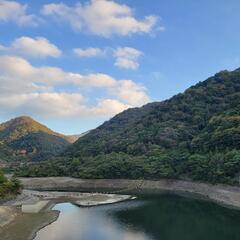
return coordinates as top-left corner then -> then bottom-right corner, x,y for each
34,194 -> 240,240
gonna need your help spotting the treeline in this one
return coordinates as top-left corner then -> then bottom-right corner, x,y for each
17,149 -> 240,185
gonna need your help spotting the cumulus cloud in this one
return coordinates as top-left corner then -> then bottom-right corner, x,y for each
0,36 -> 62,58
0,93 -> 130,118
73,47 -> 105,57
0,55 -> 149,118
114,47 -> 142,70
0,56 -> 116,89
85,99 -> 130,117
41,0 -> 160,37
0,0 -> 41,26
0,93 -> 84,117
111,80 -> 149,106
73,46 -> 143,69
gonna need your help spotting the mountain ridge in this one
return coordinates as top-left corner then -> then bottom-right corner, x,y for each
18,68 -> 240,185
65,69 -> 240,157
0,116 -> 77,162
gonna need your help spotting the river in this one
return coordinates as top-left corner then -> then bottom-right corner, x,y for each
34,194 -> 240,240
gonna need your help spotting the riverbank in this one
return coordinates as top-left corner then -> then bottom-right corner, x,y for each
2,177 -> 240,239
19,177 -> 240,209
0,206 -> 59,240
0,198 -> 59,240
3,189 -> 134,208
0,189 -> 134,240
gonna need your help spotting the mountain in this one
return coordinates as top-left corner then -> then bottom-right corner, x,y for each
66,131 -> 90,143
18,69 -> 240,184
0,116 -> 74,161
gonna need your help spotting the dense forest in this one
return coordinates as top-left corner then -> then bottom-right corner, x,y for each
17,69 -> 240,185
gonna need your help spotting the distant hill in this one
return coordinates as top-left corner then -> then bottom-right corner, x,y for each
18,69 -> 240,185
66,131 -> 90,143
66,135 -> 80,143
0,116 -> 74,161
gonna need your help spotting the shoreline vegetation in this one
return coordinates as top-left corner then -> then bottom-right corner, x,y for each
0,171 -> 21,202
1,176 -> 240,239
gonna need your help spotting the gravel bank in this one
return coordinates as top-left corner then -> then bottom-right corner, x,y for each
19,177 -> 240,209
3,189 -> 134,207
0,188 -> 134,239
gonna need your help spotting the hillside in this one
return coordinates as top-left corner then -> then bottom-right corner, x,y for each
18,69 -> 240,184
0,116 -> 74,162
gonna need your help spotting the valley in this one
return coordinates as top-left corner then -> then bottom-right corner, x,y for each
1,1 -> 240,239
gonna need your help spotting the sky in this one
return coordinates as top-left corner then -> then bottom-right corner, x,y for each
0,0 -> 240,134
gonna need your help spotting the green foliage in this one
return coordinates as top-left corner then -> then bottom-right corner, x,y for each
191,106 -> 240,152
0,170 -> 22,198
17,69 -> 240,185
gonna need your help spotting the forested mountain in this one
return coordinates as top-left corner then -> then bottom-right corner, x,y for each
18,69 -> 240,184
0,116 -> 74,161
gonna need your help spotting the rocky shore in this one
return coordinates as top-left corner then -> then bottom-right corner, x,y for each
19,177 -> 240,209
0,187 -> 134,240
3,189 -> 134,208
1,177 -> 240,240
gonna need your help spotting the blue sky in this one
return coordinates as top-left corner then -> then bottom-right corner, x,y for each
0,0 -> 240,134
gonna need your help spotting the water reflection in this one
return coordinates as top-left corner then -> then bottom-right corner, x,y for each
34,201 -> 152,240
34,195 -> 240,240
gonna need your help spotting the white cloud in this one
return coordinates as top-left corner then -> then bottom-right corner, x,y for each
115,58 -> 138,70
0,0 -> 41,26
0,36 -> 62,58
0,55 -> 150,118
73,47 -> 105,57
73,46 -> 143,69
41,0 -> 160,37
0,93 -> 129,118
0,56 -> 116,89
0,93 -> 83,117
114,47 -> 142,70
85,99 -> 130,117
110,80 -> 149,106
